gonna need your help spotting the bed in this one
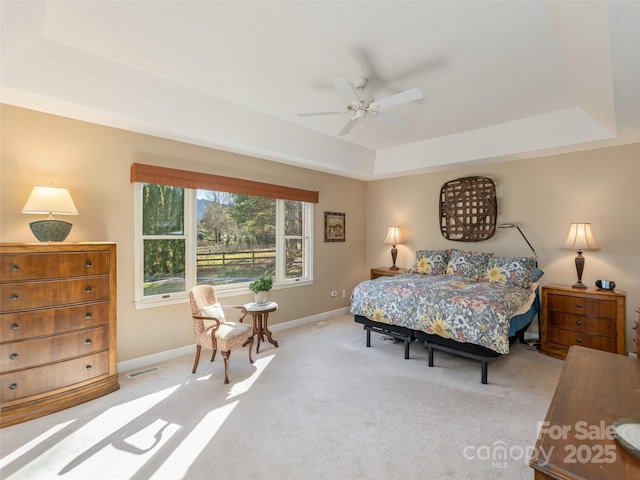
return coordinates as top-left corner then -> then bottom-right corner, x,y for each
351,248 -> 542,384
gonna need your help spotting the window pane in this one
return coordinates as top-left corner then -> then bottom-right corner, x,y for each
142,184 -> 184,235
196,190 -> 276,285
143,239 -> 186,296
285,238 -> 304,279
285,200 -> 303,236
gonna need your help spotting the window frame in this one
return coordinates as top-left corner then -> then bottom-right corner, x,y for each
134,183 -> 313,308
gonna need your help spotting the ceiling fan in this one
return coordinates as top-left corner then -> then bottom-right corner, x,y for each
299,77 -> 423,136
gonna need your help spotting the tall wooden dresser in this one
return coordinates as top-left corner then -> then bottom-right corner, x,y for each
0,243 -> 119,427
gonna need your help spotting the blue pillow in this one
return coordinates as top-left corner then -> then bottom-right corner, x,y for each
532,267 -> 544,282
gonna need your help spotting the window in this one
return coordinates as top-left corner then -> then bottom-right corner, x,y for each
134,181 -> 314,306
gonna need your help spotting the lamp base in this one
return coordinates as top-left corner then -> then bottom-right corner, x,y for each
571,281 -> 588,290
389,265 -> 399,271
29,220 -> 73,242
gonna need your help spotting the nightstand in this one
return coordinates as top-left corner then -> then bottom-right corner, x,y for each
370,267 -> 410,280
540,284 -> 626,360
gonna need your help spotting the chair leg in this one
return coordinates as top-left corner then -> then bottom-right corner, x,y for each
222,350 -> 230,384
210,349 -> 217,362
192,345 -> 201,374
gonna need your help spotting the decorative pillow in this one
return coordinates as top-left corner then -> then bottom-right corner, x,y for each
484,256 -> 536,288
412,250 -> 450,275
446,249 -> 492,281
532,267 -> 544,283
200,303 -> 226,321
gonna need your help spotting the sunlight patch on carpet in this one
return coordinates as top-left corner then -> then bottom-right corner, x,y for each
227,354 -> 275,400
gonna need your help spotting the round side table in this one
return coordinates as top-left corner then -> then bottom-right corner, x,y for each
243,301 -> 279,353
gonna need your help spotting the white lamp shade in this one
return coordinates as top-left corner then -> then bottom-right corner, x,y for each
562,223 -> 599,251
384,226 -> 403,245
22,186 -> 78,215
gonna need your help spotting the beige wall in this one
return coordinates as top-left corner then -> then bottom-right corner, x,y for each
0,105 -> 368,361
367,143 -> 640,353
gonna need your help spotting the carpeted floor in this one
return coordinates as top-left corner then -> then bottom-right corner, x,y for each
0,313 -> 563,479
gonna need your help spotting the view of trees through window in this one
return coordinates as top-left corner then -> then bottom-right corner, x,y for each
142,184 -> 306,297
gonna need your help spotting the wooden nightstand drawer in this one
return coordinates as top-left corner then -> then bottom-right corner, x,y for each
546,293 -> 617,318
0,302 -> 110,342
546,326 -> 616,352
370,267 -> 409,280
0,251 -> 111,281
0,276 -> 110,313
546,311 -> 616,336
0,326 -> 109,372
0,350 -> 110,403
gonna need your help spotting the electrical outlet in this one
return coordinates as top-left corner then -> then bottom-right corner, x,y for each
330,291 -> 337,297
342,290 -> 347,298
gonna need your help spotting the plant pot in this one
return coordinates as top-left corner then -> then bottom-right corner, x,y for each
254,291 -> 268,304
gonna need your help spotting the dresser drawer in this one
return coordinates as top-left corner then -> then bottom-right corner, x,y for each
0,326 -> 109,372
0,350 -> 110,403
0,251 -> 110,281
0,276 -> 110,313
546,311 -> 616,336
546,326 -> 617,352
0,301 -> 110,342
547,293 -> 617,318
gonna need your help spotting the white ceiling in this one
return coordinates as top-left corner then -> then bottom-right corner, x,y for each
1,1 -> 639,180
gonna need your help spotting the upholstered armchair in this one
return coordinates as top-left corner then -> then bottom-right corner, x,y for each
189,285 -> 254,384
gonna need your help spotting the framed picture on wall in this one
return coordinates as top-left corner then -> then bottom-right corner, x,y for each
324,212 -> 345,242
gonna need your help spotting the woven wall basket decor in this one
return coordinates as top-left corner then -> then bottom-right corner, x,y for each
440,176 -> 497,241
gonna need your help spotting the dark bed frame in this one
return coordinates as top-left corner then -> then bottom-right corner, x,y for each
353,288 -> 539,384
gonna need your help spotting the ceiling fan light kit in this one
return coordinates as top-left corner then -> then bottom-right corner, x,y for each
300,76 -> 423,136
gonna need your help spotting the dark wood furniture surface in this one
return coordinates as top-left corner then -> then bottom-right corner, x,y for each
370,267 -> 410,280
540,284 -> 626,360
0,243 -> 119,427
244,301 -> 278,354
530,346 -> 640,479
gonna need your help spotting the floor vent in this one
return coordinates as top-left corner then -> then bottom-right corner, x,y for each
126,366 -> 160,379
310,321 -> 327,328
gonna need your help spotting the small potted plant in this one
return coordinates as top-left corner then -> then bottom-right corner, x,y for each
249,276 -> 273,304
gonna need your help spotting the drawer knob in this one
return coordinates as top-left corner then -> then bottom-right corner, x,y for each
10,294 -> 18,301
84,286 -> 92,293
9,264 -> 18,271
576,320 -> 582,326
576,337 -> 582,343
9,353 -> 19,360
10,323 -> 19,330
9,383 -> 18,390
85,339 -> 92,345
634,324 -> 638,330
85,313 -> 93,319
85,365 -> 92,371
85,261 -> 92,268
575,303 -> 582,308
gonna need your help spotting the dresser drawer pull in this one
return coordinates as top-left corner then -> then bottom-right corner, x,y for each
9,264 -> 18,271
10,294 -> 18,301
85,313 -> 93,319
634,324 -> 638,330
576,337 -> 582,343
575,303 -> 582,308
576,320 -> 582,326
85,339 -> 92,345
9,353 -> 19,360
10,323 -> 19,330
85,365 -> 92,371
84,286 -> 92,293
85,261 -> 92,268
9,383 -> 18,390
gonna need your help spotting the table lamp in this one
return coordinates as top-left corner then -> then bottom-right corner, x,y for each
384,226 -> 403,271
22,185 -> 78,242
562,223 -> 599,289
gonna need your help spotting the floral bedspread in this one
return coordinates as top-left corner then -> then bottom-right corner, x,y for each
349,273 -> 534,354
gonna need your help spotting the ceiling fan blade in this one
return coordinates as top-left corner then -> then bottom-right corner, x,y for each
333,78 -> 363,103
374,111 -> 407,127
373,87 -> 423,110
299,111 -> 345,117
338,117 -> 358,136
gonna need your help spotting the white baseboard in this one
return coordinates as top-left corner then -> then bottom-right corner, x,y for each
628,351 -> 637,359
524,332 -> 540,341
117,306 -> 351,374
